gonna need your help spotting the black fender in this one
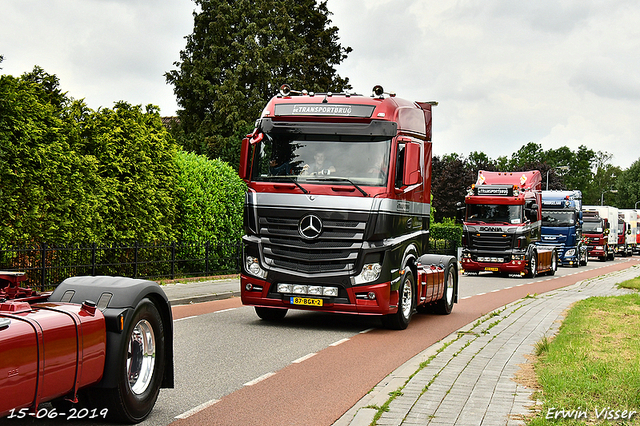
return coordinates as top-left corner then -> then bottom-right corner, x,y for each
48,276 -> 174,390
401,243 -> 419,276
417,254 -> 459,303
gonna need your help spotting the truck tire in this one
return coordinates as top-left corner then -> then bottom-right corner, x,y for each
95,298 -> 166,423
527,252 -> 538,278
382,269 -> 415,330
548,251 -> 557,276
434,258 -> 457,315
579,247 -> 588,266
255,306 -> 288,321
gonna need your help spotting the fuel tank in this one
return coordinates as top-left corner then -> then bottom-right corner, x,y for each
0,300 -> 106,416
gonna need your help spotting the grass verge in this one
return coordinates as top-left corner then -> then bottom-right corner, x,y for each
529,293 -> 640,425
619,276 -> 640,291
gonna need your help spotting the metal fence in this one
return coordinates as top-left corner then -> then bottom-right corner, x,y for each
427,238 -> 458,256
0,240 -> 242,291
0,238 -> 457,292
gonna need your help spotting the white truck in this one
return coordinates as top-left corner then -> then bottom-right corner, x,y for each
619,209 -> 639,255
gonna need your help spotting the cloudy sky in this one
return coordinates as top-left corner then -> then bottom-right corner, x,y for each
2,0 -> 639,169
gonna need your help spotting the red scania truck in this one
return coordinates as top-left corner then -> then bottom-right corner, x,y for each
238,85 -> 458,330
0,272 -> 173,423
460,170 -> 557,277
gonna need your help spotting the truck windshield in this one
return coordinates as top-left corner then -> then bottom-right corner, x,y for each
466,204 -> 523,224
583,221 -> 603,233
250,134 -> 391,187
541,211 -> 576,227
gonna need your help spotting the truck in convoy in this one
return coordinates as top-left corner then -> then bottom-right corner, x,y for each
238,84 -> 458,330
621,209 -> 640,254
583,205 -> 619,261
0,272 -> 173,423
618,209 -> 637,256
459,170 -> 557,278
538,190 -> 588,267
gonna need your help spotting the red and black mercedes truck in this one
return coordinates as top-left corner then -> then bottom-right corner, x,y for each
460,170 -> 557,277
238,85 -> 458,330
0,273 -> 173,423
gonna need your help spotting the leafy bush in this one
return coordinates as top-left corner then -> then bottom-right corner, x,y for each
1,67 -> 179,245
431,221 -> 463,247
175,151 -> 246,243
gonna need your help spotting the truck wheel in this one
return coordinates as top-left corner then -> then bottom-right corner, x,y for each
579,248 -> 588,266
382,269 -> 415,330
99,298 -> 166,423
434,259 -> 457,315
255,306 -> 288,321
527,252 -> 538,278
548,251 -> 557,276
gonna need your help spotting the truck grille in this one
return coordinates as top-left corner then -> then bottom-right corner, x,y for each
468,233 -> 512,252
259,216 -> 365,274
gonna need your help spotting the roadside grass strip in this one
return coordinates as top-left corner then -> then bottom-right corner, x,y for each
529,291 -> 640,425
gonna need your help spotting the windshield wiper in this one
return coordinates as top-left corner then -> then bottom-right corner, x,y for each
268,176 -> 309,194
314,177 -> 369,197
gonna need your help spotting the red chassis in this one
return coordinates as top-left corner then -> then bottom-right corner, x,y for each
0,272 -> 173,423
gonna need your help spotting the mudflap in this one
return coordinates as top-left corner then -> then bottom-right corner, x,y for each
535,248 -> 556,274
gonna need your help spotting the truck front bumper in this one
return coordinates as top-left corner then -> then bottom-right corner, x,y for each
587,246 -> 605,257
241,275 -> 399,316
460,258 -> 527,275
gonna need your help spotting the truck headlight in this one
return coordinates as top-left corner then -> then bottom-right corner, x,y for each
565,249 -> 575,257
353,263 -> 382,285
245,256 -> 267,279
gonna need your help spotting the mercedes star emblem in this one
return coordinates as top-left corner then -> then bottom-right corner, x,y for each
298,214 -> 323,239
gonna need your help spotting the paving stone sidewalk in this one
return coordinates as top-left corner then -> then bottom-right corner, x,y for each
334,266 -> 640,426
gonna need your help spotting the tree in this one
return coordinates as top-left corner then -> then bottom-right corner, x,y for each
1,67 -> 179,245
615,159 -> 640,209
431,154 -> 474,222
79,102 -> 179,242
165,0 -> 352,167
561,145 -> 596,195
510,142 -> 544,168
0,71 -> 95,244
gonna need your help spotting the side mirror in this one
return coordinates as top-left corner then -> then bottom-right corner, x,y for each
239,136 -> 251,180
402,142 -> 421,186
456,202 -> 465,222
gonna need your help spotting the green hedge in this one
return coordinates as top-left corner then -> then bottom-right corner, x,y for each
1,68 -> 247,247
430,222 -> 463,247
175,151 -> 246,243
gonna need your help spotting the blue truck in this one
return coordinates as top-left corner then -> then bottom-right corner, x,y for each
538,190 -> 588,267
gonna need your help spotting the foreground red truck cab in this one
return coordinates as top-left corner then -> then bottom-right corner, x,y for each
460,170 -> 557,277
238,85 -> 458,329
0,272 -> 173,423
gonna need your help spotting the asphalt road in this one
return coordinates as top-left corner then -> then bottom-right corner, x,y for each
7,257 -> 637,426
163,258 -> 638,426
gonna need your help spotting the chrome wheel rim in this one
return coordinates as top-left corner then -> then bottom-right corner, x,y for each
530,255 -> 536,275
445,269 -> 454,304
401,278 -> 412,320
127,319 -> 156,395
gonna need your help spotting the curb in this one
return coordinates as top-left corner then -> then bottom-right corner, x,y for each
169,290 -> 240,306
